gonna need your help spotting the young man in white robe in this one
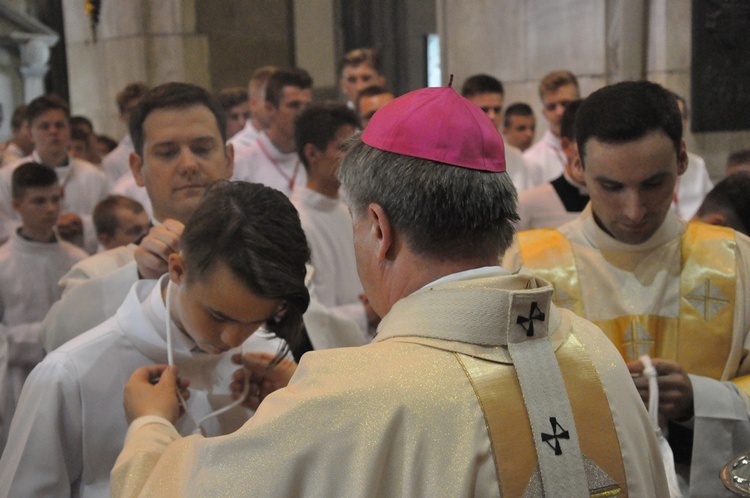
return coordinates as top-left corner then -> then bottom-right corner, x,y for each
232,67 -> 312,197
0,162 -> 87,451
110,86 -> 669,497
516,100 -> 588,231
503,80 -> 750,497
461,74 -> 532,192
523,70 -> 581,187
0,181 -> 309,497
291,103 -> 377,340
0,95 -> 109,254
39,83 -> 363,358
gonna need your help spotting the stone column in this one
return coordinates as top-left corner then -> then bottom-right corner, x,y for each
10,33 -> 58,102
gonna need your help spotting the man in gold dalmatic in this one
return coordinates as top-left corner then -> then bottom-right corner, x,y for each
504,80 -> 750,497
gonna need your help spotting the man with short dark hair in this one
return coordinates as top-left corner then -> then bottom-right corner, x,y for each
216,87 -> 250,140
727,149 -> 750,175
355,85 -> 394,128
92,195 -> 149,251
233,67 -> 313,196
102,82 -> 149,186
291,103 -> 373,343
693,172 -> 750,236
516,100 -> 587,231
461,73 -> 531,191
504,80 -> 750,496
0,95 -> 108,253
109,86 -> 668,498
339,48 -> 385,109
503,102 -> 536,152
0,162 -> 87,450
1,105 -> 34,166
227,66 -> 277,150
523,70 -> 580,186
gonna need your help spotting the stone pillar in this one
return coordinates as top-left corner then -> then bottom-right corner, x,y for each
10,33 -> 58,102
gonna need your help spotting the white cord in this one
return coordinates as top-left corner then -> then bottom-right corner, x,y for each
165,279 -> 250,436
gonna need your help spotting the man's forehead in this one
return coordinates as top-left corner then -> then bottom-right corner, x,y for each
280,86 -> 312,100
542,83 -> 579,102
343,63 -> 378,76
25,184 -> 61,197
142,105 -> 221,140
32,109 -> 68,125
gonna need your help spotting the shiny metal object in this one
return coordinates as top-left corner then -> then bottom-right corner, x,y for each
722,452 -> 750,496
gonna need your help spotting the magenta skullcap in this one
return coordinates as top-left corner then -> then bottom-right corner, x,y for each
361,86 -> 506,173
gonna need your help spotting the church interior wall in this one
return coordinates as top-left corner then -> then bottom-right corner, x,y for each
439,0 -> 750,181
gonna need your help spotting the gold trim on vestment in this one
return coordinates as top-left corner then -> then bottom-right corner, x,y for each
518,224 -> 737,380
517,230 -> 584,316
456,332 -> 626,497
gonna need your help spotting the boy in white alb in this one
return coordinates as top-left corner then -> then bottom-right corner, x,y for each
0,180 -> 308,497
291,103 -> 375,341
0,162 -> 87,451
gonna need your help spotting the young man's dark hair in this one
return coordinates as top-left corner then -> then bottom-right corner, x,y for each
217,87 -> 248,112
11,162 -> 58,199
116,82 -> 149,115
460,74 -> 504,98
355,85 -> 392,109
92,195 -> 147,239
338,48 -> 382,76
295,104 -> 360,171
10,105 -> 29,131
27,94 -> 70,125
575,80 -> 683,165
696,172 -> 750,236
503,102 -> 533,129
129,82 -> 227,156
264,68 -> 314,108
559,99 -> 583,142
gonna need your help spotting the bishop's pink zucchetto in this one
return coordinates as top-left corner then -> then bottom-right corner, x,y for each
361,85 -> 506,173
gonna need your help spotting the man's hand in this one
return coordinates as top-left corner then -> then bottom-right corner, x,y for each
230,353 -> 297,410
57,212 -> 83,241
124,365 -> 191,425
628,358 -> 694,421
135,220 -> 184,279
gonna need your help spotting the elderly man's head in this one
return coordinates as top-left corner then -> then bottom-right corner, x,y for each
339,88 -> 518,316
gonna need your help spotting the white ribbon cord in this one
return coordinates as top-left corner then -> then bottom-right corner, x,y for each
640,355 -> 682,498
165,280 -> 251,436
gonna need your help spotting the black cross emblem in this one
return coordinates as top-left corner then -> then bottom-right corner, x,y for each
516,301 -> 545,337
541,417 -> 569,455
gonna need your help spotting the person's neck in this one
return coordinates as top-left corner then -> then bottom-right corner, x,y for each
19,225 -> 56,243
266,128 -> 295,154
37,150 -> 69,168
382,252 -> 500,315
250,117 -> 263,132
306,177 -> 339,199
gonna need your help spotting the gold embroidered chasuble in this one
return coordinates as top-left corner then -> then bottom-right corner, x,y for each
111,271 -> 669,497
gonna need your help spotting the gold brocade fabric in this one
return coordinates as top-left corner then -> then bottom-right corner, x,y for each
457,333 -> 626,498
518,224 -> 737,379
517,229 -> 583,316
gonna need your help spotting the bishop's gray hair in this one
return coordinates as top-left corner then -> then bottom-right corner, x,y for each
339,135 -> 518,259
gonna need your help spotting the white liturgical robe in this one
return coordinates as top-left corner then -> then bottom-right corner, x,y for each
291,185 -> 368,336
110,269 -> 669,497
503,206 -> 750,497
0,276 -> 285,498
227,120 -> 262,150
0,231 -> 87,450
0,154 -> 109,252
522,129 -> 566,187
232,133 -> 306,197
